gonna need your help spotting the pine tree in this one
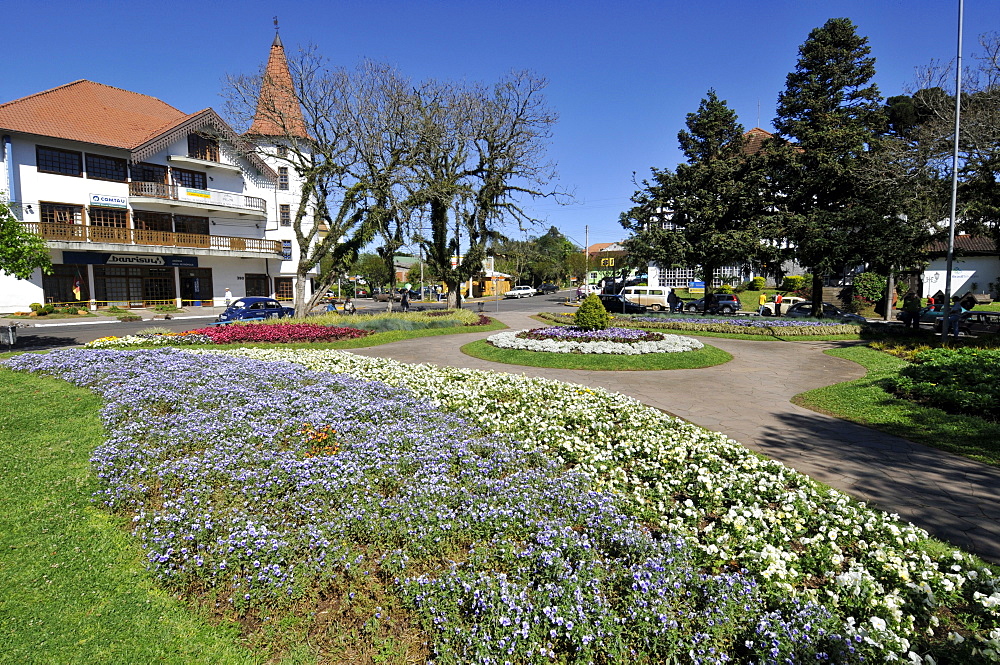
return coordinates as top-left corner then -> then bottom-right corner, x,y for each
621,90 -> 768,291
770,18 -> 893,313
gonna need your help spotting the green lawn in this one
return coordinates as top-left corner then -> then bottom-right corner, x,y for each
793,346 -> 1000,467
0,368 -> 281,665
461,339 -> 732,370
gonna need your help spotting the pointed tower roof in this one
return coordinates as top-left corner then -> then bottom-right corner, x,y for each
248,32 -> 309,139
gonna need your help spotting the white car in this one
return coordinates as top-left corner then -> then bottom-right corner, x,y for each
504,285 -> 537,298
761,296 -> 806,316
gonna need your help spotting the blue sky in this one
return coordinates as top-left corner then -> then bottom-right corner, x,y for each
5,0 -> 998,249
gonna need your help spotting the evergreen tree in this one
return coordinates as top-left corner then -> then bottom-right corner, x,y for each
622,90 -> 768,291
770,18 -> 896,312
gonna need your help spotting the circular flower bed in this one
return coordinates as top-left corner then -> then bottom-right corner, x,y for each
487,326 -> 704,355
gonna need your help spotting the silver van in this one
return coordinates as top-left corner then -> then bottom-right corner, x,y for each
621,286 -> 671,311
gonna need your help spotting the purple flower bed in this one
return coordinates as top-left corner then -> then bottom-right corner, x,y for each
3,348 -> 863,663
518,326 -> 664,343
633,315 -> 842,328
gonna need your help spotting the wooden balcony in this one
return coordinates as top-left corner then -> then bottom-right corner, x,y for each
22,222 -> 283,255
129,182 -> 267,216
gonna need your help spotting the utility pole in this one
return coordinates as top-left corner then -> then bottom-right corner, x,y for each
941,0 -> 964,344
585,225 -> 590,289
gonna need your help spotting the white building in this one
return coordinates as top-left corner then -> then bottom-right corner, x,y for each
0,35 -> 315,313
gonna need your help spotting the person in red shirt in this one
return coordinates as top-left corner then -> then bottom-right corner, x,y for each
774,292 -> 784,317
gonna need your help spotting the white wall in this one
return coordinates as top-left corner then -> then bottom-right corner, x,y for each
924,255 -> 1000,295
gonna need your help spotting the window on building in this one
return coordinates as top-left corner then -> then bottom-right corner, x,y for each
172,168 -> 207,190
85,154 -> 127,182
36,146 -> 82,176
187,133 -> 219,162
40,203 -> 83,225
278,167 -> 289,190
174,215 -> 209,235
281,240 -> 292,260
133,211 -> 173,232
133,162 -> 168,183
43,264 -> 89,304
274,277 -> 294,301
88,207 -> 128,228
280,204 -> 291,226
276,145 -> 288,158
245,274 -> 270,297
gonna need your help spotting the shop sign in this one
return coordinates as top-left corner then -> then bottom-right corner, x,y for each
63,251 -> 198,267
90,193 -> 128,208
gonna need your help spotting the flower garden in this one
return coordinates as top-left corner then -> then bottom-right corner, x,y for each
486,326 -> 705,355
537,311 -> 862,337
5,344 -> 999,664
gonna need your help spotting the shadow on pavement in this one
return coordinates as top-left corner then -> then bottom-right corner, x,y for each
755,408 -> 1000,563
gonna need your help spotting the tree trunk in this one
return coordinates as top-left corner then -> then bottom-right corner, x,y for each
811,273 -> 825,318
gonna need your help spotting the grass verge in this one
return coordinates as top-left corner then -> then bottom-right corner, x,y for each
0,367 -> 271,665
792,346 -> 1000,467
460,339 -> 732,370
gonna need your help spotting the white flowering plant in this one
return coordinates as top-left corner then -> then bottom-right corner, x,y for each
207,347 -> 1000,663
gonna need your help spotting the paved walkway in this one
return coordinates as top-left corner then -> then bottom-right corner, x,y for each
351,310 -> 1000,563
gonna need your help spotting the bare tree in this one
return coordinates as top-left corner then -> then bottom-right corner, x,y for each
406,72 -> 561,308
226,50 -> 413,315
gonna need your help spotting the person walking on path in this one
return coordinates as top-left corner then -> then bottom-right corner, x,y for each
401,289 -> 410,313
774,293 -> 784,317
901,292 -> 921,330
224,288 -> 233,308
758,292 -> 767,315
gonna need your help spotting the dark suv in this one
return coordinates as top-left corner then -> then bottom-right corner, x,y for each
536,283 -> 559,295
684,294 -> 742,314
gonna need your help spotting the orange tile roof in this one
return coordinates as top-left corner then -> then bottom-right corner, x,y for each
0,80 -> 188,150
248,34 -> 309,138
742,127 -> 774,155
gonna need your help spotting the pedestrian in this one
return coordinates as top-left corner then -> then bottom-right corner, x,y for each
401,289 -> 410,313
667,288 -> 679,313
900,292 -> 921,330
774,292 -> 784,317
343,296 -> 356,315
224,288 -> 233,308
947,296 -> 965,337
758,292 -> 767,315
932,290 -> 946,311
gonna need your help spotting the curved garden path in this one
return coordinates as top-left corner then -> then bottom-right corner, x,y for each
351,310 -> 1000,563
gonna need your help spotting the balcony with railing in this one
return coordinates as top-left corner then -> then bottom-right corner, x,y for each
129,182 -> 267,218
22,222 -> 283,255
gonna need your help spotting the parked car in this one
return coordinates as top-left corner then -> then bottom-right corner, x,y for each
760,296 -> 806,317
372,289 -> 401,302
505,285 -> 537,299
575,284 -> 601,299
620,286 -> 673,312
597,293 -> 647,314
784,301 -> 866,323
353,288 -> 369,298
684,294 -> 742,314
216,297 -> 294,323
536,283 -> 560,295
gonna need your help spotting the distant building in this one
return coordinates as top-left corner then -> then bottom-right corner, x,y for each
0,34 -> 315,312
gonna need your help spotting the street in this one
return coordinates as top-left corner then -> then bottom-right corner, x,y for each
6,290 -> 577,349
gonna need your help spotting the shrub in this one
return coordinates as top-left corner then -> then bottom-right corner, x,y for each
716,284 -> 734,294
852,272 -> 886,303
29,303 -> 43,312
118,314 -> 142,322
780,275 -> 808,292
574,294 -> 610,330
887,347 -> 1000,420
750,276 -> 766,291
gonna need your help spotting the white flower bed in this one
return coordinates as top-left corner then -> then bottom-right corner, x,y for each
487,330 -> 704,355
201,348 -> 1000,662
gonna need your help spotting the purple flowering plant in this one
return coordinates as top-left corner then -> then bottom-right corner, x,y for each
517,326 -> 664,343
5,348 -> 867,663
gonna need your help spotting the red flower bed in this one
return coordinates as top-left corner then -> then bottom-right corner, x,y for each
189,323 -> 372,344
